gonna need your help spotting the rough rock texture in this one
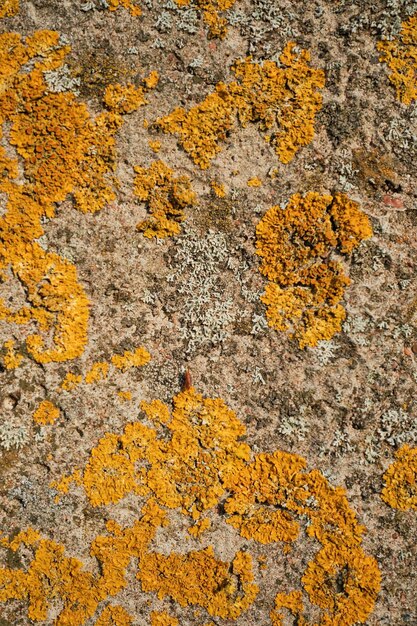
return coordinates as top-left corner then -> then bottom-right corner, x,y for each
0,1 -> 417,625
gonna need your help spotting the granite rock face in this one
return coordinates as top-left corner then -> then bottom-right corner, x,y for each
0,1 -> 416,625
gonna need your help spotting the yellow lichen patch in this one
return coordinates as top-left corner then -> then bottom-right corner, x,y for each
225,450 -> 381,625
0,0 -> 18,18
53,388 -> 250,512
0,31 -> 157,364
2,339 -> 23,369
33,399 -> 60,425
149,139 -> 161,153
156,43 -> 324,168
139,547 -> 258,619
144,71 -> 159,90
210,180 -> 226,197
270,591 -> 305,626
7,387 -> 380,625
60,348 -> 150,392
188,517 -> 211,538
156,84 -> 235,169
94,605 -> 133,625
111,346 -> 151,370
85,361 -> 110,384
104,83 -> 147,114
150,611 -> 178,626
174,0 -> 237,39
256,192 -> 372,347
0,500 -> 165,625
135,160 -> 197,238
377,13 -> 417,104
301,542 -> 381,625
224,451 -> 305,544
381,445 -> 417,511
247,177 -> 262,187
106,0 -> 142,16
60,372 -> 83,391
117,390 -> 132,401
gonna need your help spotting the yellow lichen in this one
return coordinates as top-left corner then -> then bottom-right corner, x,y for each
174,0 -> 237,39
150,611 -> 178,626
270,591 -> 305,626
381,445 -> 417,511
247,176 -> 262,187
144,71 -> 159,90
106,0 -> 141,16
61,348 -> 150,392
85,362 -> 110,384
110,346 -> 151,371
210,180 -> 226,197
0,0 -> 18,18
94,605 -> 133,626
0,500 -> 165,625
377,13 -> 417,104
149,139 -> 161,153
134,160 -> 197,238
0,31 -> 157,364
53,388 -> 249,510
140,547 -> 258,619
188,518 -> 211,538
33,399 -> 60,425
156,43 -> 324,169
103,82 -> 147,114
2,339 -> 23,369
117,390 -> 132,401
225,451 -> 381,625
60,372 -> 83,391
255,192 -> 373,347
5,387 -> 380,625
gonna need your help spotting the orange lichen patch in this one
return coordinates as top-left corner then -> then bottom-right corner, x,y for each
270,591 -> 305,626
134,160 -> 197,238
149,140 -> 161,153
247,177 -> 262,187
117,390 -> 132,401
103,83 -> 147,114
301,542 -> 381,625
2,339 -> 23,369
0,0 -> 18,18
377,13 -> 417,104
224,451 -> 305,544
85,361 -> 110,384
381,445 -> 417,511
188,517 -> 211,538
33,399 -> 60,425
0,500 -> 165,625
156,84 -> 235,169
174,0 -> 237,39
53,388 -> 249,513
9,387 -> 380,625
150,611 -> 179,626
139,547 -> 258,619
94,605 -> 133,625
142,389 -> 250,516
225,450 -> 380,625
0,31 -> 157,364
60,348 -> 150,392
210,180 -> 226,197
230,45 -> 325,164
256,192 -> 372,347
156,43 -> 324,169
60,372 -> 82,391
106,0 -> 142,16
111,346 -> 151,371
144,71 -> 159,90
